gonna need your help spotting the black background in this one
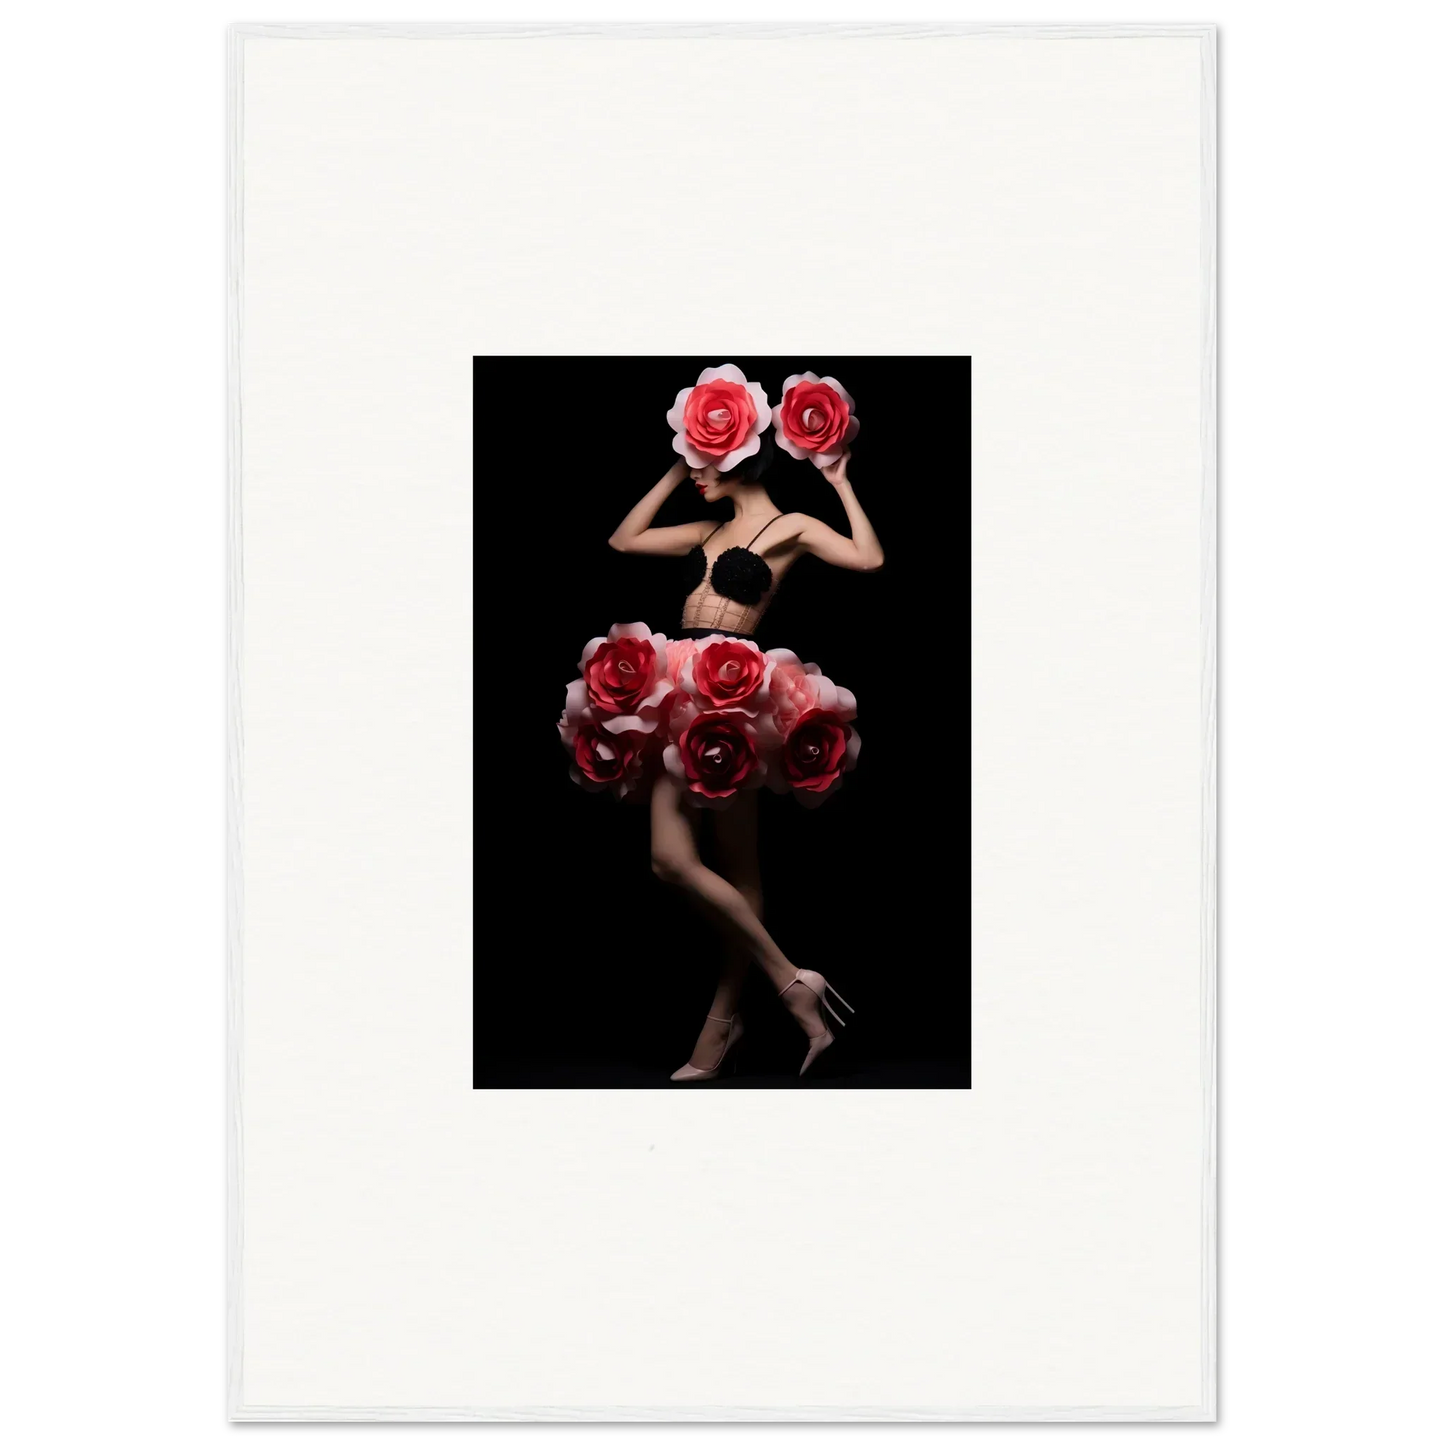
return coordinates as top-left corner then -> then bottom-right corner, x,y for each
474,357 -> 970,1087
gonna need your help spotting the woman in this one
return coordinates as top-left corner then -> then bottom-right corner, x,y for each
604,416 -> 885,1081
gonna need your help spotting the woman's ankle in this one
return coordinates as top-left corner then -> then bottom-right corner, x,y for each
778,976 -> 828,1038
755,958 -> 796,993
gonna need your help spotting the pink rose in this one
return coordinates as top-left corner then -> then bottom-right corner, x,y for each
771,373 -> 860,468
682,636 -> 774,713
574,621 -> 673,734
667,365 -> 772,472
663,701 -> 765,807
762,650 -> 861,804
665,637 -> 697,687
764,649 -> 858,736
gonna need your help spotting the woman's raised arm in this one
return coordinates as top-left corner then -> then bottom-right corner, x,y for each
794,451 -> 885,572
609,461 -> 713,556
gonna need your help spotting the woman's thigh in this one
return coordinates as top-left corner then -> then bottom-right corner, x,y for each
649,772 -> 701,872
711,788 -> 759,881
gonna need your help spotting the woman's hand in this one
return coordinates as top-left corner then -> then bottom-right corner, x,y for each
819,450 -> 851,488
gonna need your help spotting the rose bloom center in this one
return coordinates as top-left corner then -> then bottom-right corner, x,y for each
719,661 -> 741,681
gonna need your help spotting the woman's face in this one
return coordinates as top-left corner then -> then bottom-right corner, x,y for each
690,464 -> 739,504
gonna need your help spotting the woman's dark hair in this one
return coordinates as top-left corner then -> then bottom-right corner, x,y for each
718,430 -> 776,484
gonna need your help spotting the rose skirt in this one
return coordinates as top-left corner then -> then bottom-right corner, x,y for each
558,623 -> 861,809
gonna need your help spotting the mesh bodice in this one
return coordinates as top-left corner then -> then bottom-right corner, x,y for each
680,514 -> 794,636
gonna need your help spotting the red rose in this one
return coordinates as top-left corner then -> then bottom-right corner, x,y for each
771,373 -> 860,468
779,708 -> 852,794
582,633 -> 666,717
570,722 -> 650,795
687,637 -> 770,711
666,365 -> 772,471
683,380 -> 756,459
665,709 -> 762,802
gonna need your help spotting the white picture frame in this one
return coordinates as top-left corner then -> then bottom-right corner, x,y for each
219,16 -> 1225,1427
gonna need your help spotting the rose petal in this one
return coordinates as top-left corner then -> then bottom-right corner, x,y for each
673,436 -> 708,469
770,405 -> 810,461
563,677 -> 591,716
688,790 -> 736,811
716,432 -> 761,473
795,781 -> 838,809
665,388 -> 693,431
698,363 -> 747,386
601,713 -> 659,735
745,380 -> 771,431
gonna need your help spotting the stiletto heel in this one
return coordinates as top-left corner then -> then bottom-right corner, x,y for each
670,1013 -> 744,1083
778,969 -> 856,1077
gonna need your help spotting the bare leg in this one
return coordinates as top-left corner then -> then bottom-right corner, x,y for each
650,775 -> 830,1055
650,775 -> 795,986
711,787 -> 761,1008
679,790 -> 759,1069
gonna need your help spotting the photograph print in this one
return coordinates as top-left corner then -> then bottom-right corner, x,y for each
476,357 -> 970,1088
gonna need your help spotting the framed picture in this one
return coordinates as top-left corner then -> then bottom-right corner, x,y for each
230,22 -> 1216,1420
474,354 -> 971,1091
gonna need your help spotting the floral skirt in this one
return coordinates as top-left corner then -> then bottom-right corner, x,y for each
557,621 -> 861,809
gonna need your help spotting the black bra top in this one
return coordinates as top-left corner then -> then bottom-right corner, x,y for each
682,514 -> 794,608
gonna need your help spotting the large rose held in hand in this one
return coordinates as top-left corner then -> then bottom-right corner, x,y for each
772,372 -> 860,468
667,365 -> 772,473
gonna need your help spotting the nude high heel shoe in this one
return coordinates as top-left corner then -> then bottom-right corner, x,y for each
670,1013 -> 745,1082
778,969 -> 856,1076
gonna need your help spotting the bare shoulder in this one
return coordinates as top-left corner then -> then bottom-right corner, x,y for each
662,517 -> 715,553
779,511 -> 823,540
749,512 -> 812,554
